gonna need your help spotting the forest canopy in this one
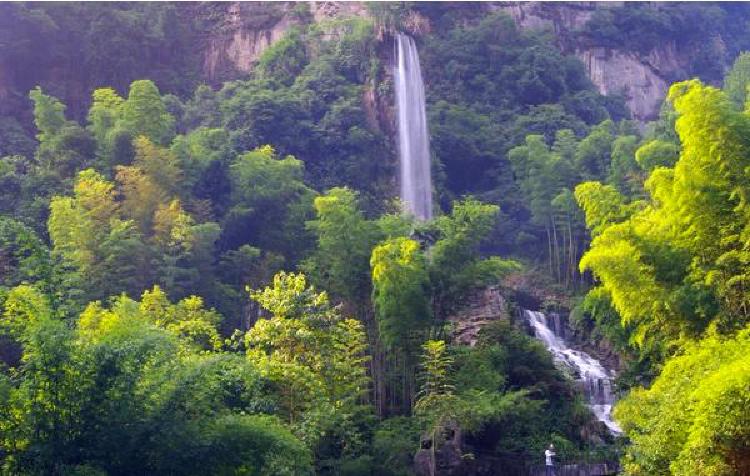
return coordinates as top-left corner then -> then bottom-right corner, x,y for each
1,2 -> 750,475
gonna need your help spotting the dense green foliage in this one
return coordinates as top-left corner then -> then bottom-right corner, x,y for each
615,329 -> 750,475
577,3 -> 750,83
417,10 -> 622,260
3,2 -> 750,474
574,58 -> 750,473
0,3 -> 204,120
0,284 -> 313,475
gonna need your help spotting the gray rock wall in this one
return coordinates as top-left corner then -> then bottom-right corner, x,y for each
491,1 -> 692,121
446,286 -> 510,346
201,1 -> 369,83
200,2 -> 725,121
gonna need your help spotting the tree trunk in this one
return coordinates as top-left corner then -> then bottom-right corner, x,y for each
568,218 -> 575,288
551,216 -> 561,283
546,225 -> 553,276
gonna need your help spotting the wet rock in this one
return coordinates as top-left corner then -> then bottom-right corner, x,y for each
201,2 -> 370,84
446,286 -> 509,346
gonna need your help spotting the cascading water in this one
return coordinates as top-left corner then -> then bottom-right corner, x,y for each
524,310 -> 621,434
394,33 -> 433,221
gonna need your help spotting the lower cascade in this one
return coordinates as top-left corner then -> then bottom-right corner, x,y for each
524,310 -> 622,434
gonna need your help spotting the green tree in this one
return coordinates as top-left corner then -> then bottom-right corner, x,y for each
29,86 -> 67,145
574,119 -> 614,181
120,79 -> 176,146
224,145 -> 314,261
152,199 -> 220,301
245,272 -> 370,457
0,218 -> 52,292
0,117 -> 35,159
371,237 -> 431,350
615,327 -> 750,476
370,237 -> 432,411
30,87 -> 96,180
257,27 -> 308,86
170,127 -> 229,194
87,87 -> 125,169
48,169 -> 150,302
723,51 -> 750,110
509,134 -> 576,280
429,199 -> 520,315
634,139 -> 680,172
607,135 -> 641,195
182,84 -> 222,131
304,187 -> 380,307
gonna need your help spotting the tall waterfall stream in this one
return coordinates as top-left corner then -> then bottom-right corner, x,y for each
394,33 -> 433,221
524,310 -> 621,434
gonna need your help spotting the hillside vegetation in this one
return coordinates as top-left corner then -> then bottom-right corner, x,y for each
0,2 -> 749,475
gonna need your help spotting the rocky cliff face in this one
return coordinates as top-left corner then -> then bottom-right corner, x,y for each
447,276 -> 622,372
491,1 -> 696,121
576,47 -> 670,121
201,1 -> 369,84
446,286 -> 510,346
202,3 -> 296,83
205,1 -> 716,121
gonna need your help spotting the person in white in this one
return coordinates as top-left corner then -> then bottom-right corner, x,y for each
545,444 -> 556,476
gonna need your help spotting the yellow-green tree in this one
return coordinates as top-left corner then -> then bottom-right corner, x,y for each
0,283 -> 312,475
577,79 -> 750,473
78,285 -> 222,353
49,169 -> 150,301
119,79 -> 175,146
371,237 -> 431,411
371,237 -> 431,350
117,136 -> 182,234
305,187 -> 380,306
245,272 -> 370,442
615,327 -> 750,475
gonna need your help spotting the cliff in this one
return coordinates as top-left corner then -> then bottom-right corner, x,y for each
202,1 -> 728,121
490,2 -> 693,120
200,1 -> 370,84
446,286 -> 511,346
0,2 -> 735,125
202,2 -> 297,83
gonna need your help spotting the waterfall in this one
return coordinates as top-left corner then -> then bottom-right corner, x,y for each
394,33 -> 433,221
524,310 -> 622,434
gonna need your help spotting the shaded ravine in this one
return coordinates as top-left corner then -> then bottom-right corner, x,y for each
524,310 -> 621,434
394,33 -> 433,221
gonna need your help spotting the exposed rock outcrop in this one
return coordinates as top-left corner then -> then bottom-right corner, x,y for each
446,286 -> 509,346
310,1 -> 369,24
202,2 -> 296,83
491,1 -> 595,33
576,47 -> 670,121
490,1 -> 711,121
201,1 -> 370,83
198,1 -> 728,121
